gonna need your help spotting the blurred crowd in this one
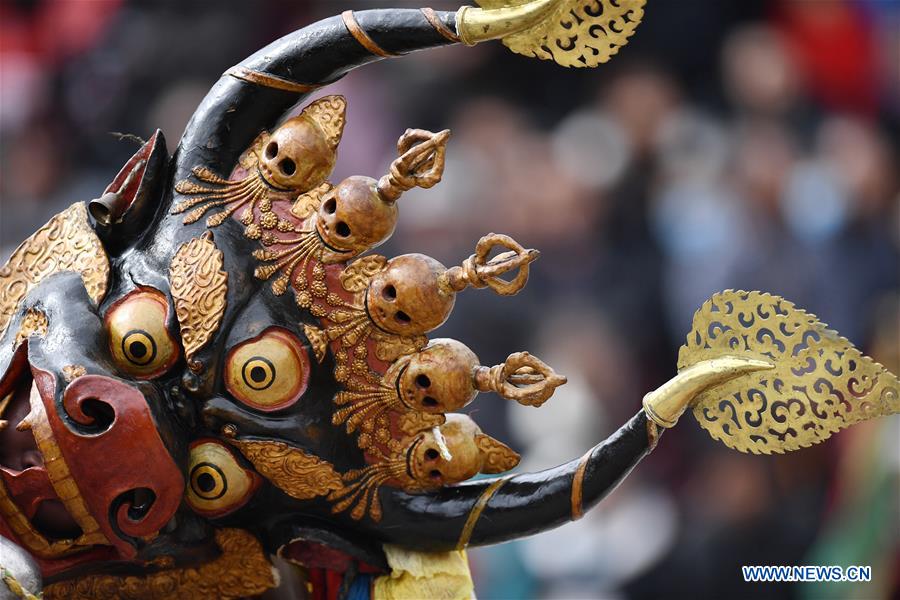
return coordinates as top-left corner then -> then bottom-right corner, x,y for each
1,1 -> 898,598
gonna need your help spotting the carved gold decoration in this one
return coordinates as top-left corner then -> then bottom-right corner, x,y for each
377,129 -> 450,202
229,438 -> 343,501
170,233 -> 228,372
462,0 -> 646,68
43,528 -> 276,600
172,165 -> 272,229
474,351 -> 566,407
442,233 -> 539,296
13,309 -> 48,349
643,356 -> 773,429
680,290 -> 900,454
0,202 -> 109,339
303,323 -> 328,363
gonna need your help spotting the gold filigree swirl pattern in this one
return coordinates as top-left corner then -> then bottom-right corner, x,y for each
475,0 -> 646,68
170,232 -> 228,371
228,438 -> 344,500
0,202 -> 109,338
43,529 -> 276,599
681,290 -> 900,454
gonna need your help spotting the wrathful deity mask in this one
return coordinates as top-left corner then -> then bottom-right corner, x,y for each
1,0 -> 897,598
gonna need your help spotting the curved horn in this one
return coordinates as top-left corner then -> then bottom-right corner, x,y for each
175,9 -> 461,182
355,358 -> 771,550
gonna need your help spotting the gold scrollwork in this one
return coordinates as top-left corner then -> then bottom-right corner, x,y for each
228,438 -> 344,501
683,290 -> 900,454
470,0 -> 646,68
43,528 -> 276,600
169,233 -> 228,372
0,202 -> 109,339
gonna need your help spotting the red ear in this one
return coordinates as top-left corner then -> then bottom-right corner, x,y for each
475,433 -> 520,474
89,130 -> 168,254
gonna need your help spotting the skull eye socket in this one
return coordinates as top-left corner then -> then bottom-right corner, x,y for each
429,469 -> 442,481
424,448 -> 440,461
415,374 -> 431,389
335,221 -> 351,237
265,142 -> 278,159
186,440 -> 259,518
279,158 -> 296,176
225,328 -> 310,412
422,396 -> 439,408
323,198 -> 337,214
382,284 -> 397,301
395,310 -> 412,325
106,289 -> 180,379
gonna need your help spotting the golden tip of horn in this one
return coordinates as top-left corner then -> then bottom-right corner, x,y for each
642,357 -> 774,429
456,0 -> 558,46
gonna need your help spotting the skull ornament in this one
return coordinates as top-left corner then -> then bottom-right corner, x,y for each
257,97 -> 346,192
396,339 -> 480,413
407,414 -> 519,488
315,176 -> 398,261
366,254 -> 455,336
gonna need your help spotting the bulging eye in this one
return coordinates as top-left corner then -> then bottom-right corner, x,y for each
186,440 -> 259,518
107,289 -> 180,378
225,328 -> 310,411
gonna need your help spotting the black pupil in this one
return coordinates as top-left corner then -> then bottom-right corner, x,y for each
129,341 -> 147,359
250,365 -> 267,383
197,472 -> 216,493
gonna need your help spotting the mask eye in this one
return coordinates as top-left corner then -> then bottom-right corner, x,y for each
106,289 -> 180,378
186,440 -> 259,518
225,328 -> 310,411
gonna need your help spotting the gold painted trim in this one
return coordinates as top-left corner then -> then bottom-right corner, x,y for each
456,478 -> 507,550
342,10 -> 396,58
570,448 -> 592,521
225,66 -> 320,94
421,8 -> 460,42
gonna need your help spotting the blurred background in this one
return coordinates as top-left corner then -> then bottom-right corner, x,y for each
1,0 -> 898,598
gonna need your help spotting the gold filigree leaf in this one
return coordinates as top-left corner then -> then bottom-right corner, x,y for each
681,290 -> 900,454
44,529 -> 276,600
291,181 -> 333,220
303,323 -> 328,363
0,203 -> 109,338
300,95 -> 347,149
169,233 -> 228,371
229,438 -> 344,500
339,255 -> 387,293
372,331 -> 427,362
477,0 -> 645,68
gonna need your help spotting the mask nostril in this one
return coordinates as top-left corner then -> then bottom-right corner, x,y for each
279,158 -> 296,176
265,141 -> 278,159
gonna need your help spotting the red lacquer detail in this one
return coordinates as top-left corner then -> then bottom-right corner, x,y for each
34,370 -> 183,558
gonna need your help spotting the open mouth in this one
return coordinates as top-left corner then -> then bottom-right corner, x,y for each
0,344 -> 97,557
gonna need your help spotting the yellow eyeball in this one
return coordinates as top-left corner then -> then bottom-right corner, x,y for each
186,440 -> 259,518
225,328 -> 310,411
106,289 -> 180,378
